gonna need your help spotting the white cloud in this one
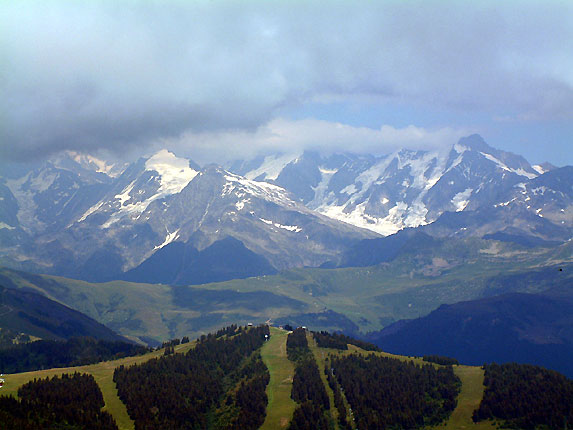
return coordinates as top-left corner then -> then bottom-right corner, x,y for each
160,118 -> 471,164
0,0 -> 571,160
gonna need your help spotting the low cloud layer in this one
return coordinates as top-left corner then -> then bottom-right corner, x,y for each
1,1 -> 572,161
160,118 -> 471,165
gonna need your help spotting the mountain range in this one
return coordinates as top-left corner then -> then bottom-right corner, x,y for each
231,134 -> 568,237
0,134 -> 571,282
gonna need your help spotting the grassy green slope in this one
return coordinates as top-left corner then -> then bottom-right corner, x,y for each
1,239 -> 570,342
202,239 -> 573,332
0,269 -> 314,343
260,327 -> 297,430
434,366 -> 495,430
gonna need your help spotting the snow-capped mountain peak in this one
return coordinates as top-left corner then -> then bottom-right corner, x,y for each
77,150 -> 200,229
145,149 -> 198,196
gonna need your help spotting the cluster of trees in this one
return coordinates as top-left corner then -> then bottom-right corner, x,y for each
288,400 -> 331,430
0,336 -> 149,373
331,354 -> 460,429
114,325 -> 270,429
161,336 -> 192,355
473,363 -> 573,429
291,359 -> 330,410
221,352 -> 270,430
0,372 -> 118,429
286,328 -> 331,430
325,361 -> 352,429
313,331 -> 348,350
341,335 -> 380,352
313,331 -> 380,352
0,328 -> 30,348
214,324 -> 240,338
286,327 -> 310,361
196,324 -> 253,344
160,338 -> 181,348
423,355 -> 459,366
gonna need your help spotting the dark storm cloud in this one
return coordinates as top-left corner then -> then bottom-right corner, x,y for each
1,0 -> 572,161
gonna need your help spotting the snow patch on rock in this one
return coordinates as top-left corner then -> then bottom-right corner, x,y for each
244,153 -> 298,181
480,152 -> 537,179
259,218 -> 302,232
452,188 -> 473,212
223,173 -> 294,207
318,201 -> 409,236
154,229 -> 180,250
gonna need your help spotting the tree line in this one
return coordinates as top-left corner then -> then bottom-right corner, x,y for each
331,353 -> 460,429
214,324 -> 240,338
219,351 -> 270,430
0,336 -> 150,373
286,328 -> 331,430
113,325 -> 270,430
325,360 -> 352,429
312,331 -> 380,352
286,327 -> 311,361
423,355 -> 459,366
0,372 -> 118,429
473,362 -> 573,429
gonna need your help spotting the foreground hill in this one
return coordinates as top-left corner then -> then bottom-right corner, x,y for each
2,326 -> 571,430
367,284 -> 573,378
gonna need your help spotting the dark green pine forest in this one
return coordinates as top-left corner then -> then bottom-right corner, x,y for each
113,325 -> 270,429
0,373 -> 118,430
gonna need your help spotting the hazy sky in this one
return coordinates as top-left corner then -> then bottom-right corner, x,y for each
2,0 -> 572,166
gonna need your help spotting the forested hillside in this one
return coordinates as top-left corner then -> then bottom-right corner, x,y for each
0,373 -> 118,429
368,285 -> 573,378
473,363 -> 573,429
113,325 -> 270,429
330,354 -> 460,429
2,326 -> 572,430
286,328 -> 331,430
0,337 -> 149,374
